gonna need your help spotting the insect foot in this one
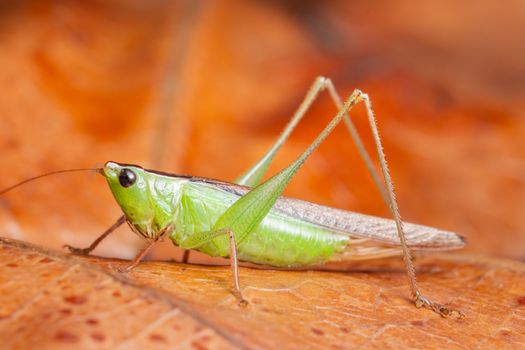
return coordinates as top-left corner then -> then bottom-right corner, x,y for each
233,291 -> 249,308
238,298 -> 249,308
414,292 -> 465,319
63,244 -> 91,256
115,265 -> 133,274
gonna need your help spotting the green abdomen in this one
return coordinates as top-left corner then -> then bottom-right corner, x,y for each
171,182 -> 349,267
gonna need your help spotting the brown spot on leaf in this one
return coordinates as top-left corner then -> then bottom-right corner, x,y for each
191,339 -> 210,350
90,332 -> 105,342
149,333 -> 166,342
6,263 -> 18,268
64,295 -> 87,304
311,328 -> 324,336
86,318 -> 98,325
499,330 -> 511,338
411,320 -> 424,326
54,331 -> 79,343
516,296 -> 525,306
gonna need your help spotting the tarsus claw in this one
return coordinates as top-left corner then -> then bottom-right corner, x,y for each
63,244 -> 90,256
414,292 -> 464,319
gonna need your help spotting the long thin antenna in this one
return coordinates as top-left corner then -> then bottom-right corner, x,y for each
0,168 -> 101,196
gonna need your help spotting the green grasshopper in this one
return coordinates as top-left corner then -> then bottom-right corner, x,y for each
1,77 -> 465,317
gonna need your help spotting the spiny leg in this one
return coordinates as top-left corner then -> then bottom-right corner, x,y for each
118,239 -> 158,273
257,78 -> 460,316
118,225 -> 172,273
346,93 -> 463,318
180,228 -> 247,305
226,229 -> 247,305
324,80 -> 388,202
64,215 -> 126,256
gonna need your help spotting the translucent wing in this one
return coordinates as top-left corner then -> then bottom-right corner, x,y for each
273,196 -> 465,250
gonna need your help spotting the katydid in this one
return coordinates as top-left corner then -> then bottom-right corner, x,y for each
0,77 -> 465,318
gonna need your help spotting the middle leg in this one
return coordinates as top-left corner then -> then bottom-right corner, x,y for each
180,228 -> 247,305
118,224 -> 173,273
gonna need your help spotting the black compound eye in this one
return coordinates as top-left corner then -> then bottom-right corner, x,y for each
118,169 -> 136,188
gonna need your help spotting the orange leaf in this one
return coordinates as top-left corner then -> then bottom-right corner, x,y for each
1,238 -> 525,348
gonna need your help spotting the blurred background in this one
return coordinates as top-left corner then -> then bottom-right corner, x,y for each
0,0 -> 524,264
